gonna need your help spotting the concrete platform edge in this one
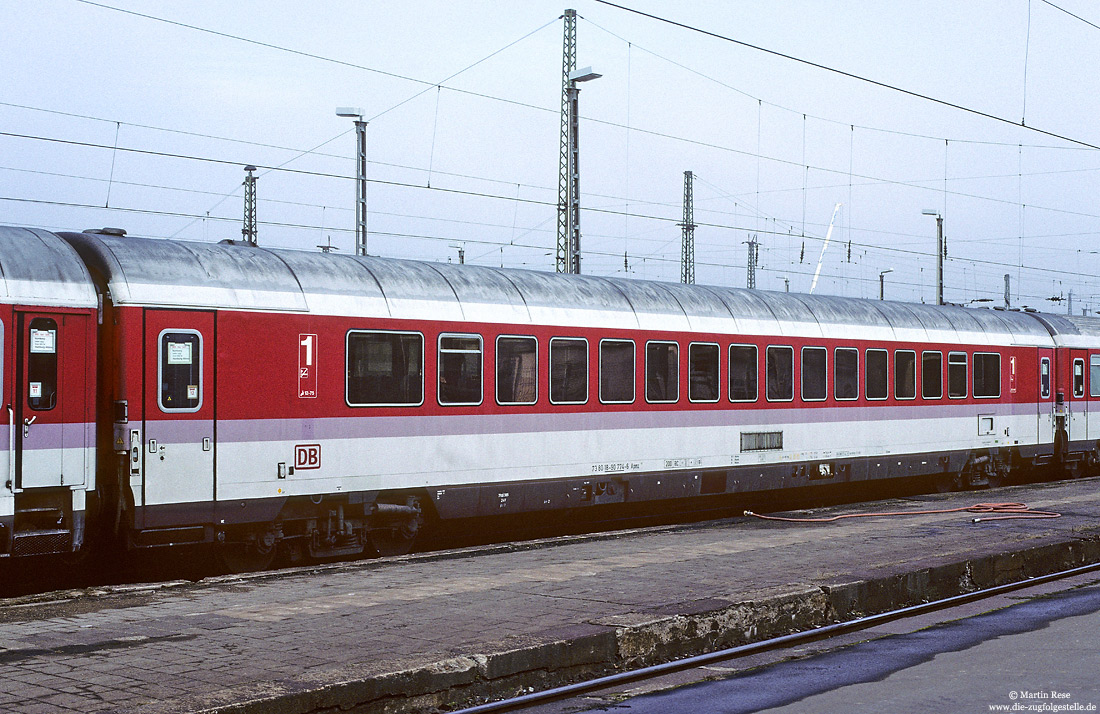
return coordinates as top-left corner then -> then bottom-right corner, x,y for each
175,534 -> 1100,714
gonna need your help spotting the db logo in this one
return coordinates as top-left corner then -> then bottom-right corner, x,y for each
294,444 -> 321,470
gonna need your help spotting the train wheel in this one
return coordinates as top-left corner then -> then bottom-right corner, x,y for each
368,496 -> 425,557
216,529 -> 277,573
933,472 -> 961,493
368,527 -> 418,557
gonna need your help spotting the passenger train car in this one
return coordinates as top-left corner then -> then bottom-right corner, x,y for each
0,224 -> 1097,570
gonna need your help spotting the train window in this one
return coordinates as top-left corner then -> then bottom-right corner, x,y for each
728,345 -> 758,402
948,352 -> 967,398
1073,358 -> 1085,398
766,346 -> 794,402
550,338 -> 588,404
1040,357 -> 1051,399
1091,356 -> 1100,398
27,317 -> 59,411
922,351 -> 943,399
600,340 -> 635,404
689,343 -> 720,402
438,334 -> 483,406
346,331 -> 424,407
974,353 -> 1001,398
834,348 -> 858,400
646,341 -> 679,403
801,347 -> 827,401
496,336 -> 537,405
158,329 -> 201,412
865,349 -> 888,400
894,351 -> 916,400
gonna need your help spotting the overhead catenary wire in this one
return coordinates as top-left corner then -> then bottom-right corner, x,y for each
581,16 -> 1095,152
591,0 -> 1100,151
7,5 -> 1099,304
1038,0 -> 1100,32
5,191 -> 1097,298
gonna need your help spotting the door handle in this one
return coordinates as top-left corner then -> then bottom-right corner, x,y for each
23,416 -> 36,438
130,429 -> 141,475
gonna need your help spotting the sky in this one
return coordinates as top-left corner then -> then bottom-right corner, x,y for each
2,1 -> 1100,312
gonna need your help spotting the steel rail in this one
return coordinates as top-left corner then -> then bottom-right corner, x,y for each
453,560 -> 1100,713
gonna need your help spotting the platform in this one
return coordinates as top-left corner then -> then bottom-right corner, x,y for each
2,477 -> 1100,714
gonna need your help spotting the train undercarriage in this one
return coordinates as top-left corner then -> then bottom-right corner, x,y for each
110,437 -> 1100,574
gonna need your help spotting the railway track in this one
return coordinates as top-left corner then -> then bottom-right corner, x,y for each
452,561 -> 1100,714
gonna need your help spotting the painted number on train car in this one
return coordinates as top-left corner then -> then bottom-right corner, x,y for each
1010,356 -> 1017,394
299,333 -> 318,398
295,444 -> 321,470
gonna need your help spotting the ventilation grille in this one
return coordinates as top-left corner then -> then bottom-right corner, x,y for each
12,530 -> 72,557
740,431 -> 783,452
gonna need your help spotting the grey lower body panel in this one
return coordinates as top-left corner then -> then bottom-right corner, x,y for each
128,442 -> 1078,545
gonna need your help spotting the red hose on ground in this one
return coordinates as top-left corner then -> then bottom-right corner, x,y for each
743,501 -> 1061,524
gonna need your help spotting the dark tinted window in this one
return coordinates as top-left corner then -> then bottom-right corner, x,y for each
28,318 -> 58,411
766,346 -> 794,401
922,352 -> 942,399
550,338 -> 587,404
866,349 -> 888,400
1074,359 -> 1085,398
347,331 -> 423,406
974,353 -> 1001,398
439,335 -> 482,405
496,337 -> 537,405
834,348 -> 858,400
1040,358 -> 1050,399
600,340 -> 635,403
895,350 -> 916,399
948,352 -> 967,398
159,330 -> 200,412
646,342 -> 678,403
689,343 -> 720,402
801,347 -> 827,401
729,345 -> 758,402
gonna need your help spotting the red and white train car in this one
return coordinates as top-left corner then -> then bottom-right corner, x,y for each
0,227 -> 98,558
3,225 -> 1097,568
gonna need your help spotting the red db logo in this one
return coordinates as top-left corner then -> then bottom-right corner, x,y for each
294,444 -> 321,470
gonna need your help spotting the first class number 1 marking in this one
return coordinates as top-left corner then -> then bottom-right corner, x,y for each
299,333 -> 318,398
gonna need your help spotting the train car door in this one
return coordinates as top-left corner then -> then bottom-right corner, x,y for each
0,306 -> 10,524
14,309 -> 90,489
141,309 -> 215,528
1067,348 -> 1088,443
1038,348 -> 1054,448
1089,353 -> 1100,441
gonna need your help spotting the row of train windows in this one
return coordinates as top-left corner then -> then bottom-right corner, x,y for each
344,330 -> 1005,407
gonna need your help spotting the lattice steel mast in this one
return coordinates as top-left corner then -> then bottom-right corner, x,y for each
679,171 -> 695,284
556,10 -> 577,273
746,235 -> 759,289
242,165 -> 257,246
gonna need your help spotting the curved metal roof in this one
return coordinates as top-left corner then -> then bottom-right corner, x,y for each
55,231 -> 1077,346
0,226 -> 97,307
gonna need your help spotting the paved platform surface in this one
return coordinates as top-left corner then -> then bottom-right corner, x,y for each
2,477 -> 1100,714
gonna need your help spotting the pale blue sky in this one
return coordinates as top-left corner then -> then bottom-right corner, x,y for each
1,1 -> 1098,309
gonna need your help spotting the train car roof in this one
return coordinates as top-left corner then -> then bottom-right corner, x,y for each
0,226 -> 98,308
59,230 -> 1064,346
1028,312 -> 1100,349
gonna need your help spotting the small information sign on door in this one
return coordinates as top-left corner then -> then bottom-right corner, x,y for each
29,329 -> 56,354
299,334 -> 318,398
